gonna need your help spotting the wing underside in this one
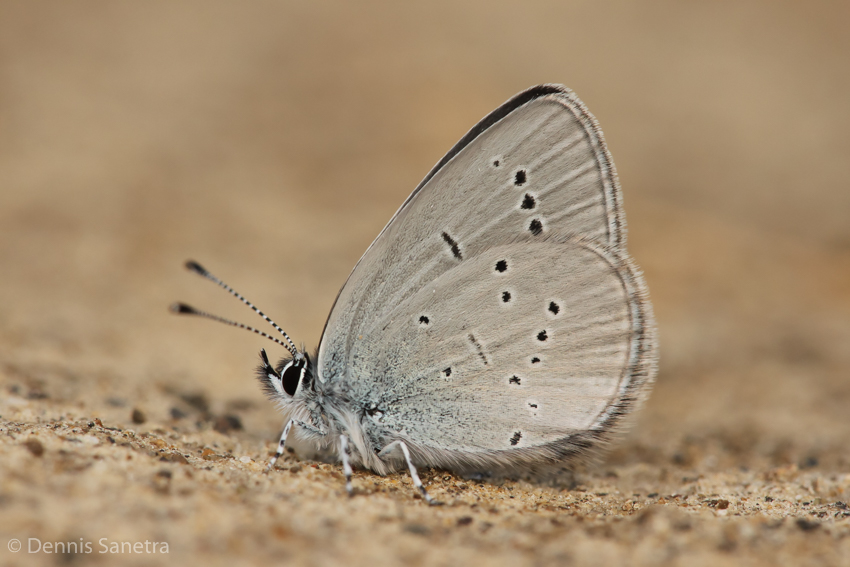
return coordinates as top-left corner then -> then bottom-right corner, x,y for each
356,239 -> 648,450
316,85 -> 656,473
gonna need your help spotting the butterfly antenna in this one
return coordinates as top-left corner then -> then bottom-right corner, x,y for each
179,260 -> 299,356
170,303 -> 295,353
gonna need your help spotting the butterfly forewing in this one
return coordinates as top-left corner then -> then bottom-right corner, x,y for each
320,87 -> 625,383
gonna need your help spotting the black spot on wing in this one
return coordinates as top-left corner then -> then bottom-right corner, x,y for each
521,194 -> 536,210
510,431 -> 522,446
495,260 -> 508,273
514,169 -> 527,186
441,231 -> 463,260
529,218 -> 543,236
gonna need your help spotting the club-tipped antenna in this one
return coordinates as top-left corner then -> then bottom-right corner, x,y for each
170,302 -> 295,354
180,260 -> 299,356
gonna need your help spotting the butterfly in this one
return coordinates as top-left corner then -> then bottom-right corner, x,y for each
173,84 -> 657,504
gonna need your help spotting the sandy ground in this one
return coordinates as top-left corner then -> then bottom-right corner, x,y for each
1,2 -> 849,565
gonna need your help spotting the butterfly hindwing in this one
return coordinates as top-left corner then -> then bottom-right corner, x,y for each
345,239 -> 653,459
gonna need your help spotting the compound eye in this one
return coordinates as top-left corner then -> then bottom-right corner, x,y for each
281,363 -> 302,396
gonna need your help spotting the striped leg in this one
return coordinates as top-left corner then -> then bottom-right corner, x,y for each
382,441 -> 440,505
339,435 -> 354,496
265,419 -> 294,472
294,419 -> 327,436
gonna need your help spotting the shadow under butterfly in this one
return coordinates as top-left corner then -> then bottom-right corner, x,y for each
172,84 -> 658,505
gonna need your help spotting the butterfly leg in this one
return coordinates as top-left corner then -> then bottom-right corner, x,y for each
294,420 -> 327,436
265,418 -> 294,472
382,440 -> 441,506
338,434 -> 354,496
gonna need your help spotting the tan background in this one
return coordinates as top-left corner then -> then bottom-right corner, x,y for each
1,2 -> 849,565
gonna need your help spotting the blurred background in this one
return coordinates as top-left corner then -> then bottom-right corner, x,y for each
1,1 -> 849,471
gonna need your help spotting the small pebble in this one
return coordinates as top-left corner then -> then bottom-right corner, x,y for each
23,438 -> 44,457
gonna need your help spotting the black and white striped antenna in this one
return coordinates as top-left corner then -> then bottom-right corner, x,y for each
170,260 -> 299,357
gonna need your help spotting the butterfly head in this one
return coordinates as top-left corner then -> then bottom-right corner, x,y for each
257,348 -> 314,402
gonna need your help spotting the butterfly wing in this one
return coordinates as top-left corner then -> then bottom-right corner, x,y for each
317,85 -> 656,473
355,238 -> 654,473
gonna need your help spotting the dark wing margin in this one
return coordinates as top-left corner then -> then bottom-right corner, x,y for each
412,85 -> 568,195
